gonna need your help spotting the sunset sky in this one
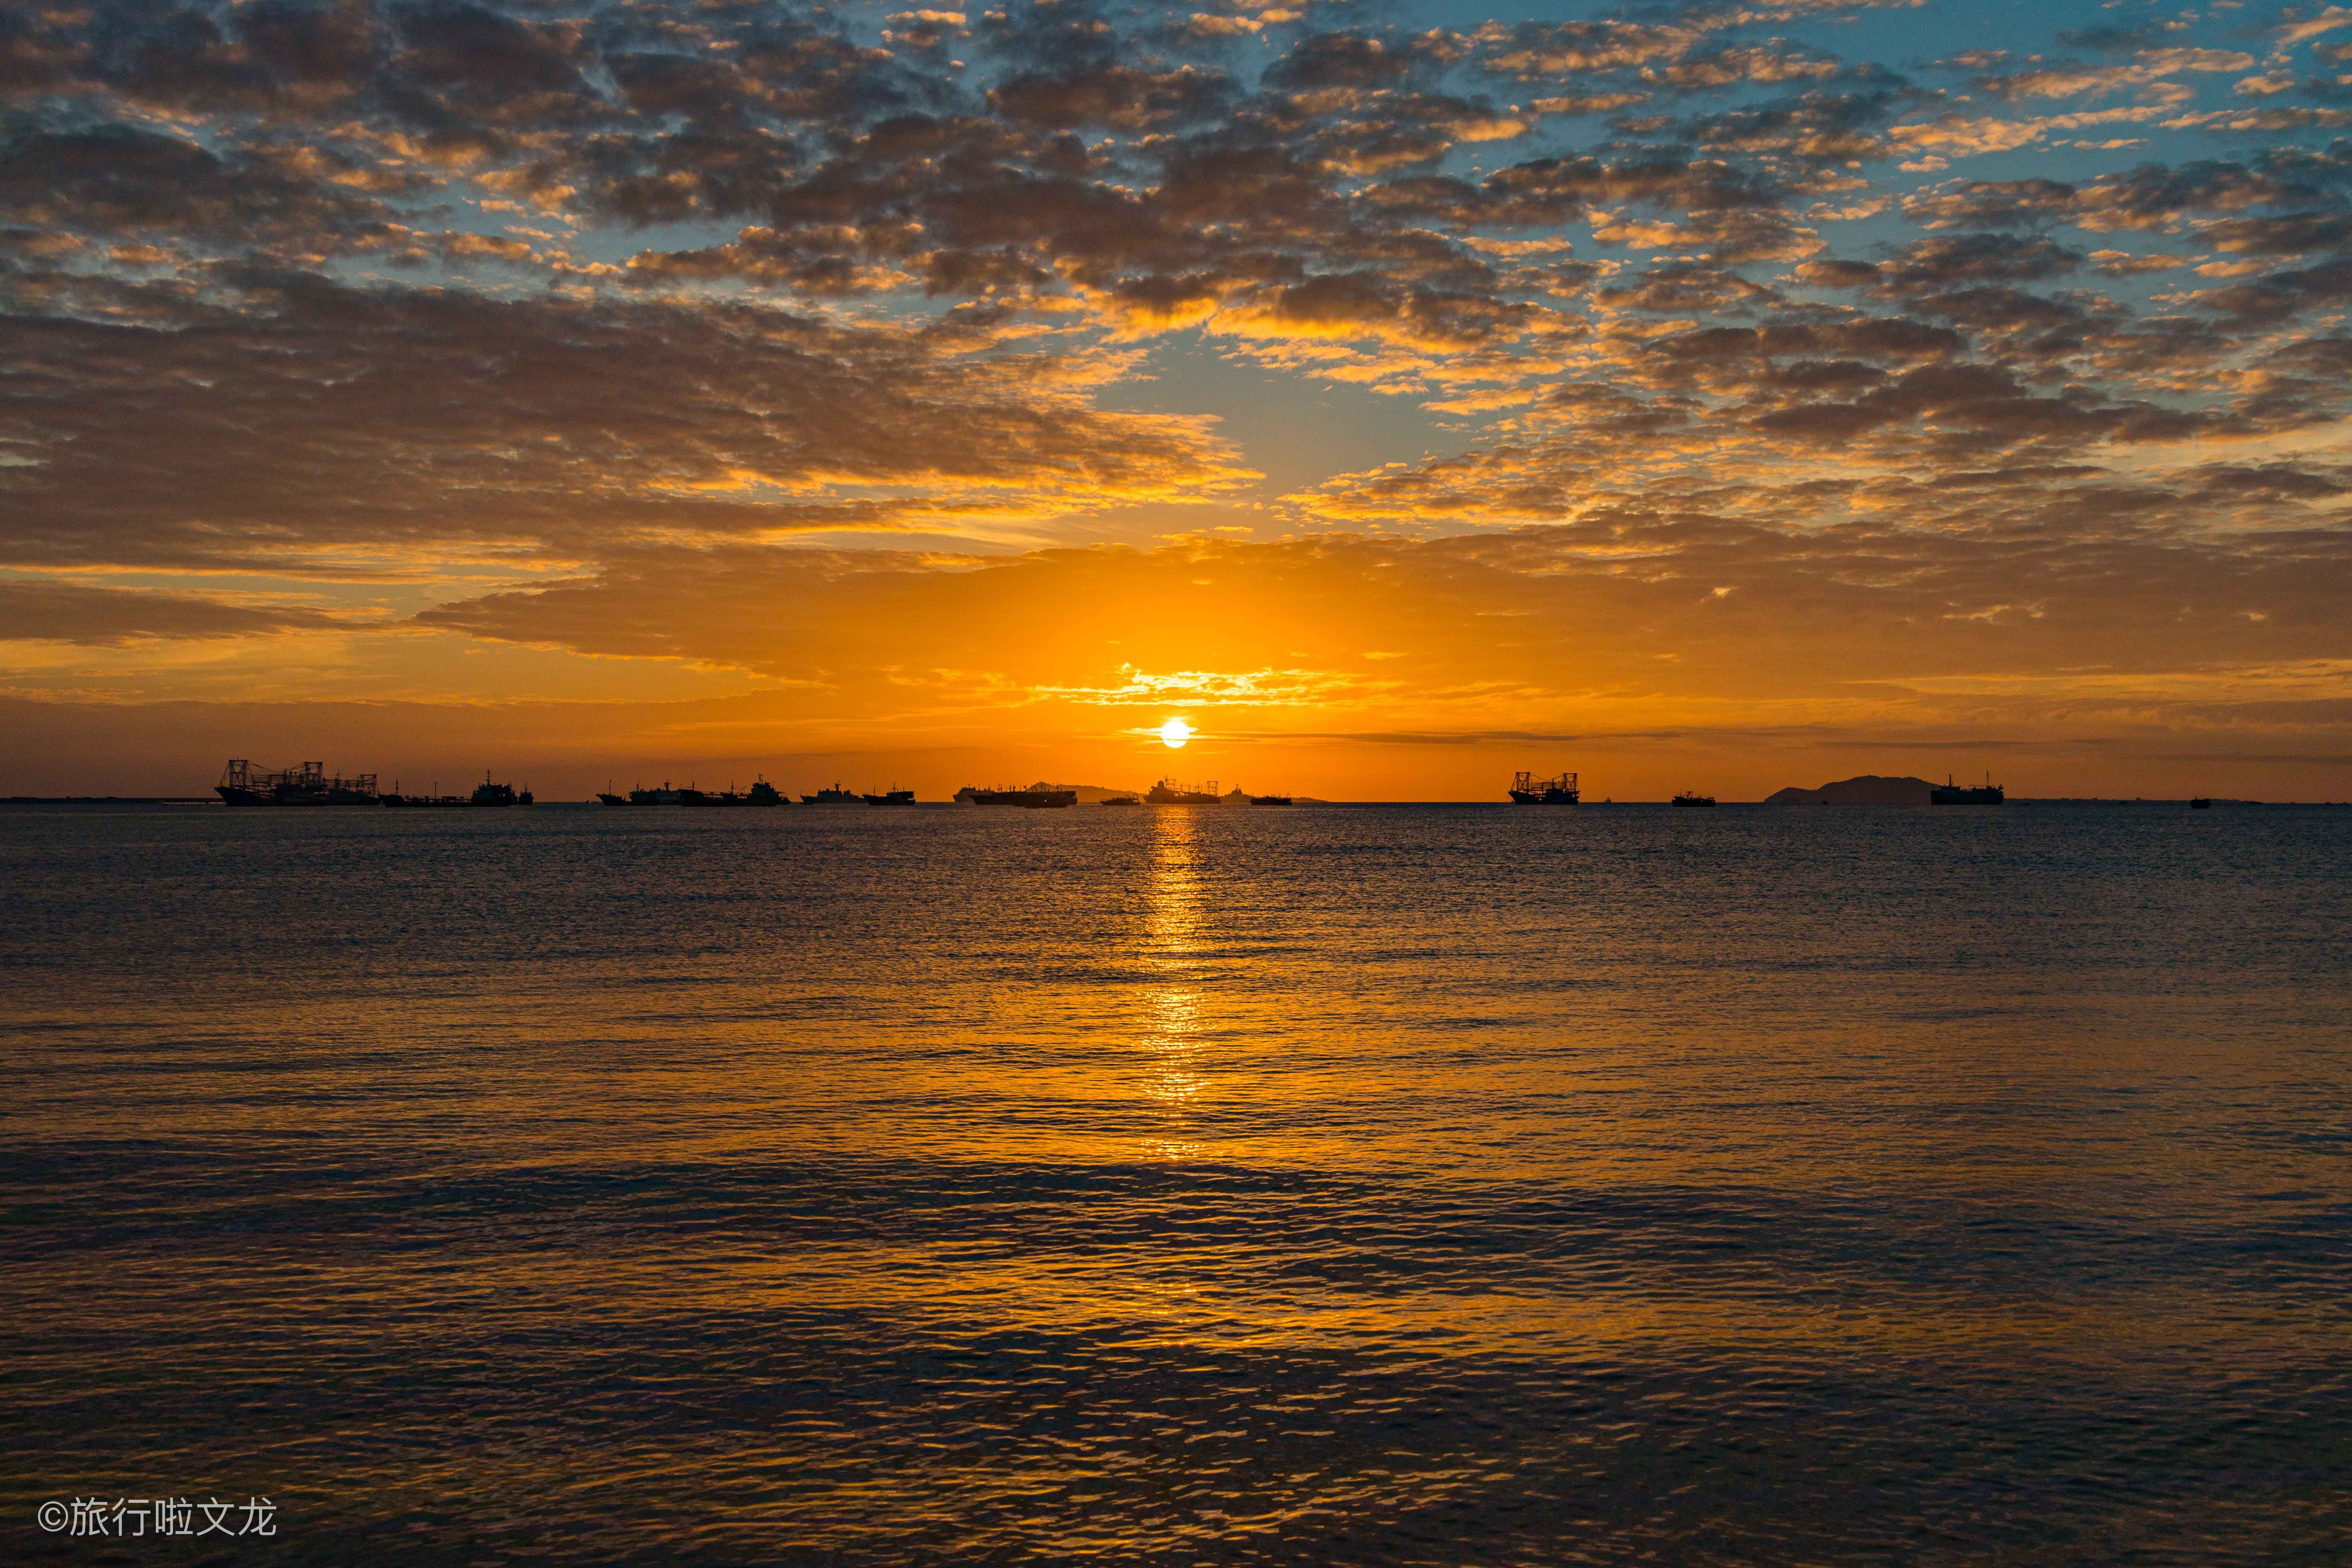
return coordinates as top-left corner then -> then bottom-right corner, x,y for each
6,0 -> 2352,798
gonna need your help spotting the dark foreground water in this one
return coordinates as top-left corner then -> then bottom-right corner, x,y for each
4,802 -> 2348,1565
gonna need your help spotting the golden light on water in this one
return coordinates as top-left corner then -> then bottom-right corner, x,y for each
1140,806 -> 1206,1163
1158,717 -> 1193,748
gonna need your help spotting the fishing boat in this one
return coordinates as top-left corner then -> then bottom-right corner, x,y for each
1508,769 -> 1579,805
861,786 -> 917,806
1671,792 -> 1715,808
1099,795 -> 1140,807
216,759 -> 378,807
803,783 -> 860,805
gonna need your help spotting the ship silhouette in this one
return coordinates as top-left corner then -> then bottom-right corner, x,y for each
1508,769 -> 1579,805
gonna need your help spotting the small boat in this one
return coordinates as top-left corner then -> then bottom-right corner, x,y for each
2191,797 -> 2212,809
1671,792 -> 1714,808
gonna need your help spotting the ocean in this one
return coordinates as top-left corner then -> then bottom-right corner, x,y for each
4,802 -> 2348,1564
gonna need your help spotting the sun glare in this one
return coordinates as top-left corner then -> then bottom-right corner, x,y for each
1158,717 -> 1193,748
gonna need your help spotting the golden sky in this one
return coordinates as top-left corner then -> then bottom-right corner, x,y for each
3,0 -> 2351,798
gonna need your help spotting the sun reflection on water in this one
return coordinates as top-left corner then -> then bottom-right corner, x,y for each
1140,807 -> 1207,1160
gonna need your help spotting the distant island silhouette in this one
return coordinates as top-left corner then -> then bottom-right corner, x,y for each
1761,776 -> 2291,807
1764,775 -> 1937,806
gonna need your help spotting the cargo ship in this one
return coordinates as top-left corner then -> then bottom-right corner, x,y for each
603,776 -> 786,806
612,782 -> 700,805
1671,792 -> 1715,808
1930,774 -> 2004,805
1146,778 -> 1219,804
958,783 -> 1075,807
383,772 -> 531,807
690,778 -> 787,807
468,776 -> 531,807
1508,770 -> 1579,805
217,759 -> 379,807
384,789 -> 467,808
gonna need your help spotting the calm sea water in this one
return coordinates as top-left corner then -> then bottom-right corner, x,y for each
4,802 -> 2348,1565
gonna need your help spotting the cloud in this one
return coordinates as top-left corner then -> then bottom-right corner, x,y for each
0,272 -> 1255,574
394,519 -> 2352,760
0,0 -> 2346,790
0,580 -> 350,643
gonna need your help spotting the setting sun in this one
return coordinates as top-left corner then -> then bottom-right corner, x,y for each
1158,718 -> 1193,748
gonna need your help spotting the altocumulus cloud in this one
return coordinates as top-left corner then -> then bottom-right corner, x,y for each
0,0 -> 2349,761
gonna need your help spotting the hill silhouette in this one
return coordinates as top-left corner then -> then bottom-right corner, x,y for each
1764,775 -> 1936,806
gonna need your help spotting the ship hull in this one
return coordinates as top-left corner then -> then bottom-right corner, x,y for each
964,786 -> 1074,807
216,786 -> 374,807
